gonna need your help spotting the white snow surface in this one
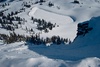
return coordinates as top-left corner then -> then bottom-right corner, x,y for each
0,42 -> 100,67
0,0 -> 100,67
29,7 -> 76,41
0,16 -> 100,67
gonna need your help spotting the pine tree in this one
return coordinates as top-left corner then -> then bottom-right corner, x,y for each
48,2 -> 54,7
40,0 -> 44,2
73,0 -> 80,4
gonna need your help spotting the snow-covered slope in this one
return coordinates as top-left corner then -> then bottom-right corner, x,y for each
1,0 -> 100,41
0,42 -> 100,67
0,0 -> 100,67
26,16 -> 100,61
29,7 -> 76,41
73,16 -> 100,46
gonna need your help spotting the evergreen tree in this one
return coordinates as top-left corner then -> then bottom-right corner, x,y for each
48,2 -> 54,7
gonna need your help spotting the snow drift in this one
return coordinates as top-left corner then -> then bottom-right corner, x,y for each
0,42 -> 100,67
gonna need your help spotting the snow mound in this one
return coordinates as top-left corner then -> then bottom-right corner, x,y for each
0,56 -> 100,67
25,57 -> 61,67
77,57 -> 100,67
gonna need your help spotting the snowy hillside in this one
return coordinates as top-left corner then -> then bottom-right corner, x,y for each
27,16 -> 100,61
1,0 -> 100,41
29,7 -> 75,41
0,0 -> 100,67
0,41 -> 100,67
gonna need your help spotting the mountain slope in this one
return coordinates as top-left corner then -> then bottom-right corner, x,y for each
0,0 -> 100,67
0,41 -> 100,67
1,0 -> 100,41
27,16 -> 100,61
29,7 -> 76,41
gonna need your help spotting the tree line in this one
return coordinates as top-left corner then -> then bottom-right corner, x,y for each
0,32 -> 71,45
27,35 -> 71,45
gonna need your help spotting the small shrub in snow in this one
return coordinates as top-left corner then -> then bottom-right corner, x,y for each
24,4 -> 31,8
72,0 -> 80,4
48,2 -> 54,7
0,12 -> 4,16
